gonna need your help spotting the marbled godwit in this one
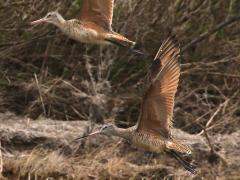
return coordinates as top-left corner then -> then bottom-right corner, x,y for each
31,0 -> 140,53
77,37 -> 196,174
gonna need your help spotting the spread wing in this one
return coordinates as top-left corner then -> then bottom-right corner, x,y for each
79,0 -> 114,30
150,36 -> 180,78
136,37 -> 180,138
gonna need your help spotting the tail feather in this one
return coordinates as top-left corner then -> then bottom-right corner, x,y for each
106,33 -> 136,49
166,139 -> 192,154
105,34 -> 145,56
167,150 -> 197,174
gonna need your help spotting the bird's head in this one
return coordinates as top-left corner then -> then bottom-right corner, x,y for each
99,124 -> 115,135
31,11 -> 65,26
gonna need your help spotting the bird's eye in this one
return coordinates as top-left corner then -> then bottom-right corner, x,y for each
46,14 -> 52,18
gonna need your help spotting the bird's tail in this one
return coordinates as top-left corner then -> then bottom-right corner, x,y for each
105,33 -> 144,56
166,149 -> 197,174
166,139 -> 192,155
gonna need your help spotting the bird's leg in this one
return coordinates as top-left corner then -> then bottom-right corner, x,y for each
166,150 -> 197,174
146,152 -> 154,164
144,151 -> 159,164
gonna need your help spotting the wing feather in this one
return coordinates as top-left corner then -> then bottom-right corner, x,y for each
136,37 -> 180,138
80,0 -> 114,30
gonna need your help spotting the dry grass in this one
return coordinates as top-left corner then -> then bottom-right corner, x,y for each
0,141 -> 3,179
0,143 -> 194,179
1,133 -> 239,179
0,115 -> 239,179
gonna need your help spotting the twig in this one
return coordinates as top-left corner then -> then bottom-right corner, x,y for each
84,55 -> 97,95
0,141 -> 3,177
181,56 -> 238,68
202,129 -> 228,165
194,118 -> 228,165
182,111 -> 210,129
202,129 -> 214,152
184,71 -> 240,78
34,73 -> 46,116
182,14 -> 240,52
198,100 -> 229,136
204,90 -> 240,132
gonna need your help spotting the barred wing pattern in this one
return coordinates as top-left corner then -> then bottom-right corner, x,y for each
80,0 -> 114,30
136,38 -> 180,138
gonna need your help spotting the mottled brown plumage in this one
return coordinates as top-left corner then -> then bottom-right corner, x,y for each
31,0 -> 135,49
136,37 -> 182,138
78,37 -> 196,174
80,0 -> 114,31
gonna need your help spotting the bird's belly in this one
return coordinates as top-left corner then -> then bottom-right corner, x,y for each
65,27 -> 108,45
131,133 -> 166,153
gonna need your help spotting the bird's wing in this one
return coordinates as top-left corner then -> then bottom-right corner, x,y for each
136,37 -> 180,138
79,0 -> 114,30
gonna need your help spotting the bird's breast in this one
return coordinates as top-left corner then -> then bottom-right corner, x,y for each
130,132 -> 166,153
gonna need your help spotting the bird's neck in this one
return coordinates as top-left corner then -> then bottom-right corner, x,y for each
57,19 -> 80,35
112,126 -> 132,140
53,16 -> 66,29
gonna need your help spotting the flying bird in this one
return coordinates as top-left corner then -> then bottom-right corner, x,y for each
77,37 -> 197,174
31,0 -> 139,53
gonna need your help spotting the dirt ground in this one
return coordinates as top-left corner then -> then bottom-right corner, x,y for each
0,112 -> 239,179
